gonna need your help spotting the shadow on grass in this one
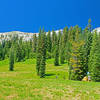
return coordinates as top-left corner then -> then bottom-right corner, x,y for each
55,63 -> 67,66
45,73 -> 55,76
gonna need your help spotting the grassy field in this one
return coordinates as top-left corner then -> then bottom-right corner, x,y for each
0,59 -> 100,100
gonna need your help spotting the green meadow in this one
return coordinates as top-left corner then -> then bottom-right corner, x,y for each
0,59 -> 100,100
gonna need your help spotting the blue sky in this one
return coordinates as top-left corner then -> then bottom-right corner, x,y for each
0,0 -> 100,32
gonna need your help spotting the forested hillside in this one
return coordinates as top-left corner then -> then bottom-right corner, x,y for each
0,19 -> 100,81
0,19 -> 100,99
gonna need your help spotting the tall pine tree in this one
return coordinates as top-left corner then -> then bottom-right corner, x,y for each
36,28 -> 46,77
88,32 -> 100,82
9,46 -> 14,71
69,28 -> 85,80
54,40 -> 59,66
47,31 -> 52,58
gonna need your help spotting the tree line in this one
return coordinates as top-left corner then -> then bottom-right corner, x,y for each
0,19 -> 100,81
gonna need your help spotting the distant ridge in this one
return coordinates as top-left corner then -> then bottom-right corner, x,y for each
92,27 -> 100,33
0,29 -> 63,42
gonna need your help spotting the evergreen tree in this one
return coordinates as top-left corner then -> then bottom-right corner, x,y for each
33,34 -> 37,53
84,20 -> 92,73
60,45 -> 65,64
15,43 -> 22,62
88,19 -> 92,32
69,29 -> 85,80
88,32 -> 100,81
69,41 -> 85,80
40,56 -> 45,77
62,27 -> 68,47
26,42 -> 31,59
36,28 -> 46,77
58,30 -> 62,44
54,41 -> 59,66
0,43 -> 3,60
39,31 -> 46,78
51,30 -> 57,57
0,42 -> 6,60
92,49 -> 100,82
9,47 -> 14,71
66,26 -> 74,65
47,31 -> 52,53
36,28 -> 42,75
60,27 -> 68,63
47,31 -> 52,58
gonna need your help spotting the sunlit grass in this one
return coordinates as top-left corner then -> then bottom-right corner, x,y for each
0,59 -> 100,100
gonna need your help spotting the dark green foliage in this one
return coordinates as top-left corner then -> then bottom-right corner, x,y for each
40,56 -> 46,78
60,27 -> 68,63
47,31 -> 52,53
83,21 -> 92,73
47,31 -> 52,59
0,44 -> 3,60
39,31 -> 46,78
54,42 -> 59,66
62,27 -> 68,46
0,42 -> 6,60
9,47 -> 14,71
15,44 -> 23,62
52,30 -> 57,56
26,42 -> 31,59
60,45 -> 65,64
36,28 -> 42,75
91,51 -> 100,82
33,34 -> 37,53
36,28 -> 46,77
58,30 -> 62,44
1,19 -> 100,81
88,32 -> 100,82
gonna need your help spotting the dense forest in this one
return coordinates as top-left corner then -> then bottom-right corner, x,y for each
0,19 -> 100,82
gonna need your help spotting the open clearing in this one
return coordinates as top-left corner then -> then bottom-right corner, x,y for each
0,59 -> 100,100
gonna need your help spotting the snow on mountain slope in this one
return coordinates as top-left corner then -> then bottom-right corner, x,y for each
92,27 -> 100,33
0,29 -> 63,42
1,27 -> 100,42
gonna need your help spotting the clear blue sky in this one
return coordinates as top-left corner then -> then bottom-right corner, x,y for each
0,0 -> 100,32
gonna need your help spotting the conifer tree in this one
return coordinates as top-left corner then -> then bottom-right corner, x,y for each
36,28 -> 46,77
9,47 -> 14,71
88,19 -> 92,32
66,26 -> 74,65
69,29 -> 85,80
47,31 -> 52,52
58,30 -> 62,44
47,31 -> 52,58
62,27 -> 68,47
69,41 -> 85,80
60,45 -> 65,64
84,19 -> 92,73
0,43 -> 3,60
58,30 -> 64,64
54,41 -> 59,66
60,27 -> 68,63
40,56 -> 46,78
88,32 -> 100,81
36,28 -> 42,75
26,42 -> 31,59
15,43 -> 22,62
33,34 -> 37,53
92,49 -> 100,82
39,31 -> 46,78
51,30 -> 57,57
